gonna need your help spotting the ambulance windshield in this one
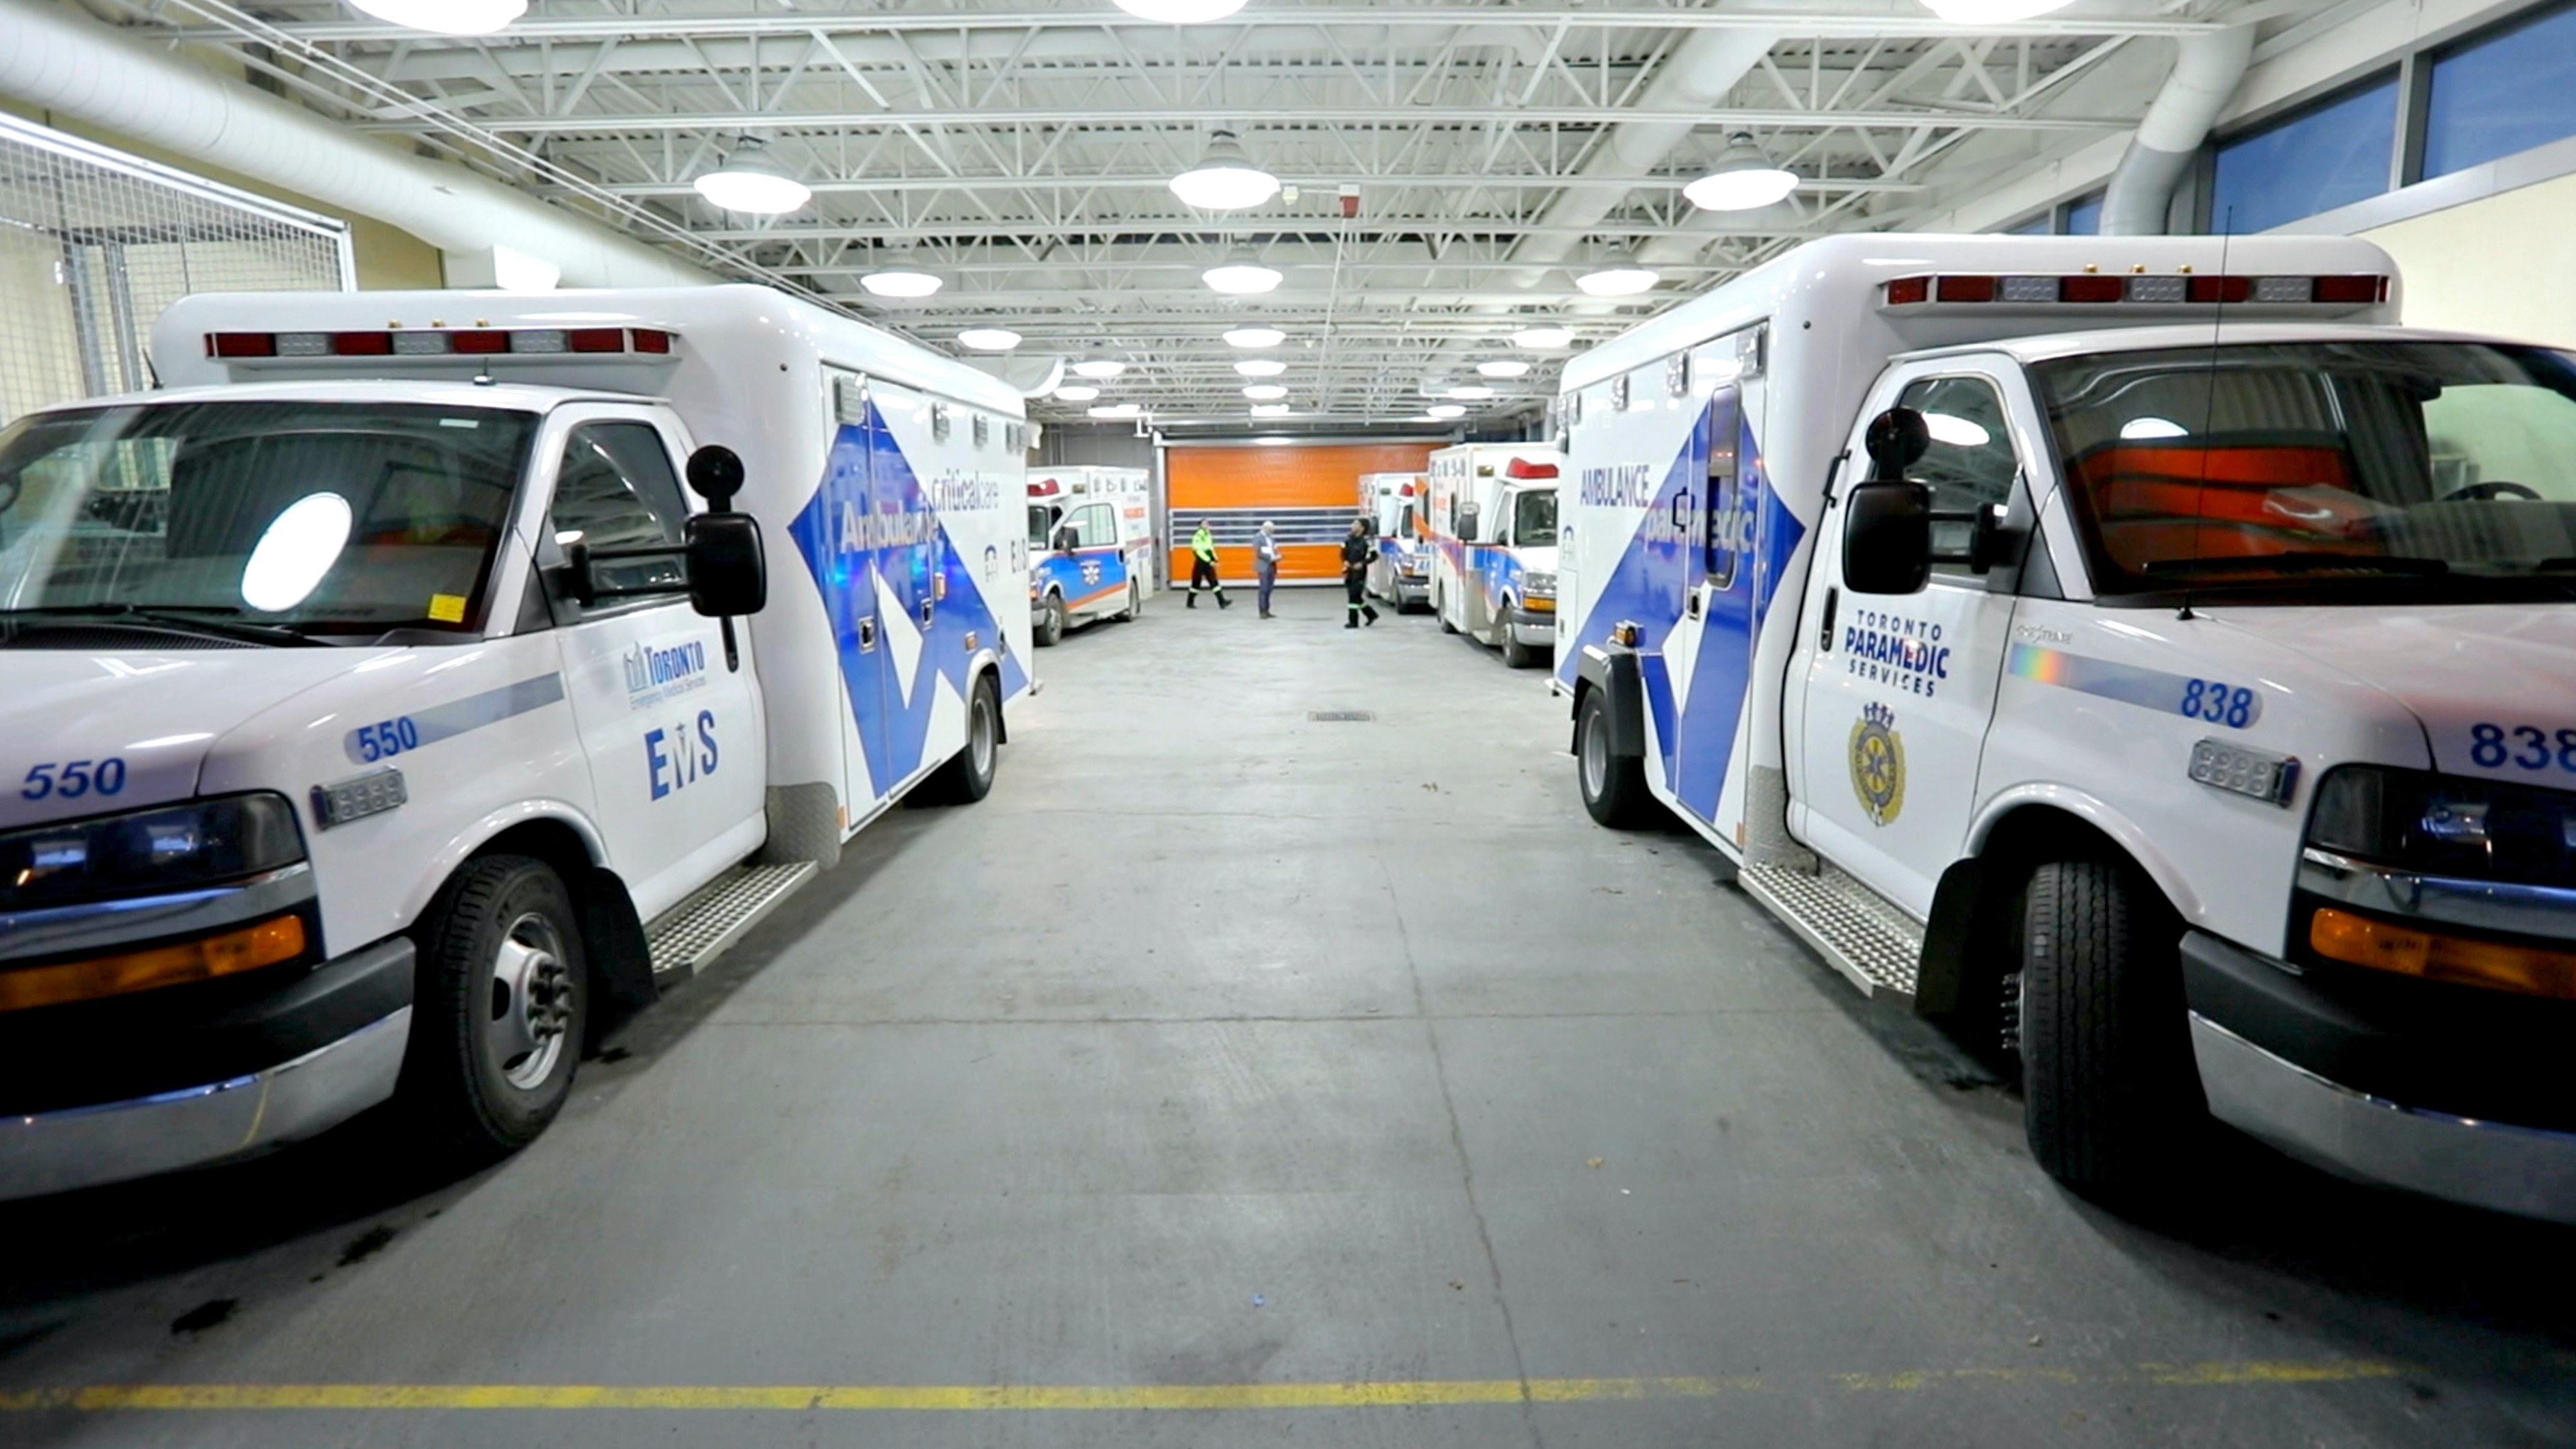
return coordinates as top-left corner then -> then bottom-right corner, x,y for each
1512,489 -> 1559,548
0,399 -> 537,636
2033,341 -> 2576,600
1028,504 -> 1054,548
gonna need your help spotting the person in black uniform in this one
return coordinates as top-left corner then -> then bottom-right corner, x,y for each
1340,517 -> 1380,629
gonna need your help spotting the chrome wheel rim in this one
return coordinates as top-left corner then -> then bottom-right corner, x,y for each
489,911 -> 573,1090
1581,709 -> 1608,801
970,693 -> 996,777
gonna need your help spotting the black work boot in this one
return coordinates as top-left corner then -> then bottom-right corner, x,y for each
1363,605 -> 1380,626
1218,593 -> 1232,610
1186,593 -> 1197,608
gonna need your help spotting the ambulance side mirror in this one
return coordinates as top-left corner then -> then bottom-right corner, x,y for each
1842,407 -> 1935,595
1456,500 -> 1482,543
684,513 -> 766,618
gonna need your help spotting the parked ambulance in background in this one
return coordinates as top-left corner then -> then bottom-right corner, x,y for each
0,284 -> 1028,1201
1555,232 -> 2576,1225
1360,470 -> 1432,610
1027,464 -> 1153,644
1426,443 -> 1562,666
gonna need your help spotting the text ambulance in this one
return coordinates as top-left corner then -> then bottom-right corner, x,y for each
1559,232 -> 2576,1223
1426,443 -> 1563,667
1027,465 -> 1153,643
0,284 -> 1029,1199
1360,470 -> 1432,609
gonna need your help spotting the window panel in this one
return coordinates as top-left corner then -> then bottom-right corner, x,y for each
2211,74 -> 2400,233
2425,1 -> 2576,179
1897,376 -> 2020,577
552,422 -> 688,598
2063,191 -> 2105,236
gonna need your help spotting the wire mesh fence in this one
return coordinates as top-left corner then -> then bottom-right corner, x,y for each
0,112 -> 351,426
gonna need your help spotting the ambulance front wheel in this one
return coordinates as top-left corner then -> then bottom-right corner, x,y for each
2016,858 -> 2204,1207
399,854 -> 587,1161
1500,608 -> 1535,667
924,672 -> 1001,804
1035,593 -> 1066,647
1576,690 -> 1651,829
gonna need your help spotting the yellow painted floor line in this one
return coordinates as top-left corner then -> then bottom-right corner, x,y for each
0,1361 -> 2411,1412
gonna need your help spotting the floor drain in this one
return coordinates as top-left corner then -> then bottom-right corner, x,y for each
1308,710 -> 1376,722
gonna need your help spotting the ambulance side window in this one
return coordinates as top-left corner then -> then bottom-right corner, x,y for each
1896,375 -> 2019,578
1069,503 -> 1114,547
552,422 -> 690,604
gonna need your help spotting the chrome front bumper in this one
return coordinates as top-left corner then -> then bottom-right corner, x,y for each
0,1006 -> 410,1201
2191,1011 -> 2576,1225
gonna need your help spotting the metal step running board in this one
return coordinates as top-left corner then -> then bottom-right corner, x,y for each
1739,861 -> 1924,1006
646,861 -> 816,983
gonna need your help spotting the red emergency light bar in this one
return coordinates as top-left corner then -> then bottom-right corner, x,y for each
1884,274 -> 2388,308
1505,457 -> 1559,479
1029,477 -> 1062,496
205,327 -> 677,361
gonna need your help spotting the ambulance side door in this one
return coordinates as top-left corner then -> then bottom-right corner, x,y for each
539,406 -> 764,918
1786,358 -> 2032,919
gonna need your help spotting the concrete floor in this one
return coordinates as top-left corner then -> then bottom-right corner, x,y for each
4,584 -> 2575,1448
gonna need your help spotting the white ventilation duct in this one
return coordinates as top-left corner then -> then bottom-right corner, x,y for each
0,0 -> 712,288
1506,27 -> 1781,289
2100,26 -> 2255,236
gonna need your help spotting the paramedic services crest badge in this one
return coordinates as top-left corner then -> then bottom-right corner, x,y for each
1849,702 -> 1906,827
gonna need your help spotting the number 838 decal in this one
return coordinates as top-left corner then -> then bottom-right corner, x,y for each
2468,722 -> 2576,775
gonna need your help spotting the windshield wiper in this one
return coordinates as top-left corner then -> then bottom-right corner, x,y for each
2143,552 -> 2452,579
1,603 -> 328,648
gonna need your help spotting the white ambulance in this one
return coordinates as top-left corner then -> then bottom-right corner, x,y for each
1027,464 -> 1153,644
0,284 -> 1030,1199
1426,442 -> 1563,666
1359,470 -> 1432,609
1559,233 -> 2576,1223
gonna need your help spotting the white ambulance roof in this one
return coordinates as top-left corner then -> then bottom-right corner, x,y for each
1899,321 -> 2548,366
21,378 -> 633,417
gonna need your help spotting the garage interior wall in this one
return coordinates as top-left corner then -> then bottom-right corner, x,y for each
2357,163 -> 2576,345
1166,442 -> 1438,584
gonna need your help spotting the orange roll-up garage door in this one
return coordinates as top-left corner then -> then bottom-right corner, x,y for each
1167,442 -> 1438,583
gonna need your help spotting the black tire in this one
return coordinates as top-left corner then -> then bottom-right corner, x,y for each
1118,581 -> 1142,622
922,672 -> 1002,804
2017,859 -> 2204,1204
1436,588 -> 1457,633
399,855 -> 587,1161
1575,689 -> 1652,828
1034,593 -> 1066,648
1500,606 -> 1535,667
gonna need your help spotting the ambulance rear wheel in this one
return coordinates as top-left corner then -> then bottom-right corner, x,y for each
1118,581 -> 1142,622
924,672 -> 1001,804
2017,858 -> 2203,1207
1577,689 -> 1650,829
400,855 -> 587,1161
1436,588 -> 1457,633
1035,594 -> 1066,648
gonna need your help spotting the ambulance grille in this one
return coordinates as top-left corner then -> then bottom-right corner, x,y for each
645,861 -> 817,981
1739,861 -> 1922,1005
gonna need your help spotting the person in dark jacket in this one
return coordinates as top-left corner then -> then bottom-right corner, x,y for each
1341,518 -> 1380,628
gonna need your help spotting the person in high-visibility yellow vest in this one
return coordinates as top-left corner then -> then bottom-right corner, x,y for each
1185,522 -> 1232,609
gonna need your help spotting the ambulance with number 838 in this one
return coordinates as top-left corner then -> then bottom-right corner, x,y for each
1557,232 -> 2576,1224
0,284 -> 1029,1200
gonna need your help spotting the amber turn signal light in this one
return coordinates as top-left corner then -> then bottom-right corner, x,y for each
2309,907 -> 2576,1001
0,915 -> 306,1015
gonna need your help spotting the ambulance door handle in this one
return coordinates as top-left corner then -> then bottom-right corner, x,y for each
859,617 -> 878,653
1686,587 -> 1704,621
918,596 -> 935,627
1819,587 -> 1839,652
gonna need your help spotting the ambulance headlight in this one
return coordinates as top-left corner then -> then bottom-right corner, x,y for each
1522,571 -> 1557,598
2305,767 -> 2576,888
0,793 -> 306,909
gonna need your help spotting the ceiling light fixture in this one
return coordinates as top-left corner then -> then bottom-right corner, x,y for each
347,0 -> 524,34
1251,403 -> 1292,417
1920,0 -> 2077,22
1169,131 -> 1281,212
1224,327 -> 1286,349
691,137 -> 811,215
1113,0 -> 1248,23
1235,359 -> 1287,377
1053,385 -> 1102,402
859,264 -> 943,299
957,328 -> 1022,352
1448,385 -> 1497,401
1203,246 -> 1284,295
1684,133 -> 1802,212
1089,403 -> 1144,419
1477,360 -> 1531,379
1427,404 -> 1468,419
1242,384 -> 1289,401
1575,247 -> 1659,297
1072,357 -> 1128,379
1511,326 -> 1574,350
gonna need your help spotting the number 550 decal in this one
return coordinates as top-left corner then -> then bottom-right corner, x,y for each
22,758 -> 129,801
